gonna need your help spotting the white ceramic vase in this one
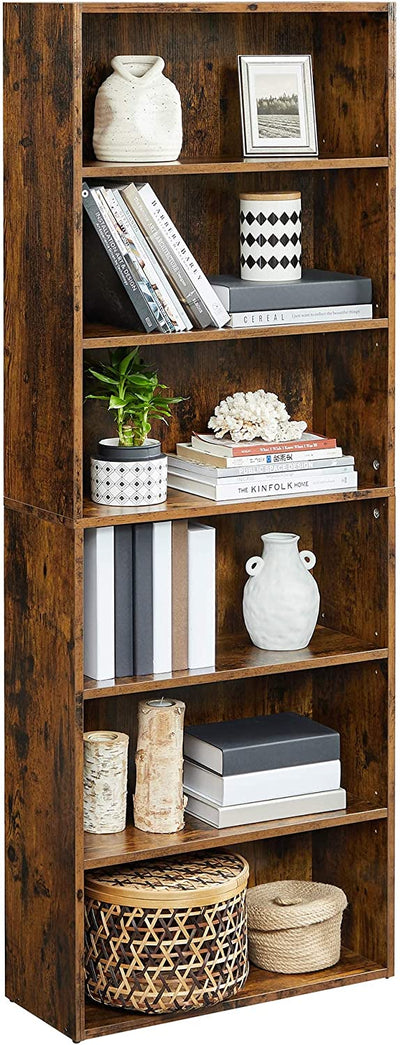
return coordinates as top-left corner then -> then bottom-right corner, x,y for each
243,532 -> 320,651
93,55 -> 183,162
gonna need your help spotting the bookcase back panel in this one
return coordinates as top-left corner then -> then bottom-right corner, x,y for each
81,11 -> 388,162
233,834 -> 313,890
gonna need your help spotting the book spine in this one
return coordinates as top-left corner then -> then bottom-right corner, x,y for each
171,520 -> 188,671
152,522 -> 172,674
211,276 -> 372,311
114,525 -> 134,679
102,187 -> 174,333
121,183 -> 212,329
132,524 -> 153,676
188,524 -> 216,670
169,464 -> 354,487
82,185 -> 157,333
139,182 -> 230,328
193,433 -> 337,457
84,527 -> 115,681
227,303 -> 373,328
114,188 -> 192,332
185,788 -> 347,828
168,456 -> 354,480
167,470 -> 358,501
176,443 -> 343,467
183,759 -> 341,806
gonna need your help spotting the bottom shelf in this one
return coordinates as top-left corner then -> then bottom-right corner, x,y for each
84,950 -> 387,1038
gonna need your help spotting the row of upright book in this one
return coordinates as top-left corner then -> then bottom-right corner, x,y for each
167,431 -> 358,502
84,521 -> 216,682
82,180 -> 372,334
183,712 -> 346,828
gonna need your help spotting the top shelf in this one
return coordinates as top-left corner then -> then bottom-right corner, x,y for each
81,3 -> 391,14
82,156 -> 389,179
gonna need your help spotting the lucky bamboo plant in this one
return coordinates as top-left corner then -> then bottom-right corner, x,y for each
85,347 -> 184,447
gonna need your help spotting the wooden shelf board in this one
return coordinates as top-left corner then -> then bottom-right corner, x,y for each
82,317 -> 388,350
82,3 -> 391,16
80,486 -> 393,528
84,949 -> 387,1037
82,156 -> 389,179
84,801 -> 387,870
83,626 -> 388,699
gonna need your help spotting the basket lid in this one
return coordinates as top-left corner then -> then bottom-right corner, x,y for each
86,852 -> 249,909
247,880 -> 347,931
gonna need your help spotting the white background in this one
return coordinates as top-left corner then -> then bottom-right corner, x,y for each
0,0 -> 399,1041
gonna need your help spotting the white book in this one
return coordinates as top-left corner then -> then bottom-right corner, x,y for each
138,182 -> 230,328
176,441 -> 343,467
184,759 -> 341,806
188,523 -> 216,669
152,522 -> 172,674
167,469 -> 358,501
185,787 -> 347,828
84,527 -> 115,681
228,304 -> 373,328
168,457 -> 355,482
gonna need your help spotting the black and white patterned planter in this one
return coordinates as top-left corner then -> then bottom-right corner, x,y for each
240,192 -> 301,282
90,438 -> 167,507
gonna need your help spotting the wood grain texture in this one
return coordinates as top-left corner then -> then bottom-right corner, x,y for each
4,508 -> 84,1041
3,2 -> 82,520
82,4 -> 390,13
82,156 -> 389,178
82,318 -> 388,349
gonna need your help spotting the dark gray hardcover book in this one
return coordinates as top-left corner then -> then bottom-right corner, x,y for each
184,712 -> 340,775
210,270 -> 372,312
114,526 -> 134,678
132,523 -> 153,676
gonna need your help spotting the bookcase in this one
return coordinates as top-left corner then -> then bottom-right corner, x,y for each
4,2 -> 395,1041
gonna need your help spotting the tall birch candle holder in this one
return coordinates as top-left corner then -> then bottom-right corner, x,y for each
134,698 -> 186,833
83,731 -> 129,834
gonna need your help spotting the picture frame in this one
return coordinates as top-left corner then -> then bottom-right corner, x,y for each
238,55 -> 318,158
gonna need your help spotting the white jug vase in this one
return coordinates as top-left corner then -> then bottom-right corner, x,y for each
93,55 -> 183,162
243,532 -> 320,651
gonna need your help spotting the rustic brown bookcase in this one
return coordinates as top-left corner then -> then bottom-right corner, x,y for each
4,2 -> 395,1041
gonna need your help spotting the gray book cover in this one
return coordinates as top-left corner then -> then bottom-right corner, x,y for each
185,787 -> 347,828
114,525 -> 134,678
210,269 -> 372,312
184,712 -> 340,775
133,524 -> 153,676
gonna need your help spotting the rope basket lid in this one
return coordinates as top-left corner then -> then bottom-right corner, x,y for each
247,881 -> 347,931
85,852 -> 249,909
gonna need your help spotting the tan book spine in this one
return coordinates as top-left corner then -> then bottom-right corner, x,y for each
172,520 -> 188,671
176,444 -> 228,468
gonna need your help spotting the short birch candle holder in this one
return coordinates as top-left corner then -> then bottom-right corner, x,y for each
83,731 -> 129,834
134,698 -> 186,833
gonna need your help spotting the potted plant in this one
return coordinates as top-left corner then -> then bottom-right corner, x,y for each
85,347 -> 184,506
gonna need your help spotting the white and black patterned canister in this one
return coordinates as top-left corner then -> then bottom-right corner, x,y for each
240,192 -> 301,282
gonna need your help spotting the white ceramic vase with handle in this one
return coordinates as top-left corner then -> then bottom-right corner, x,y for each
243,532 -> 320,651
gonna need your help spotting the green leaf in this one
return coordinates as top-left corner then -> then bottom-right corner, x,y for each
109,395 -> 128,409
87,369 -> 117,387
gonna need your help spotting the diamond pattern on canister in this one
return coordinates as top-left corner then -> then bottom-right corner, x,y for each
240,193 -> 302,282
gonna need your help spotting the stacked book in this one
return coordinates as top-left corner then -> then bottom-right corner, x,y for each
184,712 -> 346,828
167,432 -> 358,501
209,270 -> 373,329
83,181 -> 230,332
84,521 -> 216,681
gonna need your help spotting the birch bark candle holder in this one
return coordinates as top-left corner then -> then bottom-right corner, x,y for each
83,731 -> 129,834
134,698 -> 186,833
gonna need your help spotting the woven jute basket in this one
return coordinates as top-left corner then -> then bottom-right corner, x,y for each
85,852 -> 249,1014
247,880 -> 347,974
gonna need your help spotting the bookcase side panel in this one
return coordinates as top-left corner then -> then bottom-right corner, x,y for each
3,2 -> 82,520
5,509 -> 84,1041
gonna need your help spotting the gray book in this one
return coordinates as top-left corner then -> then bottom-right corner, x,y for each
184,712 -> 340,775
133,524 -> 153,676
210,269 -> 372,312
185,787 -> 347,828
114,526 -> 134,678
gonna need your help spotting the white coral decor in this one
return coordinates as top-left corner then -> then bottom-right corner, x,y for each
208,390 -> 307,443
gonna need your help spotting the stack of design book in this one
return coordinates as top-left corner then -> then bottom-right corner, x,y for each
84,521 -> 216,681
209,270 -> 373,329
167,432 -> 358,501
184,712 -> 346,828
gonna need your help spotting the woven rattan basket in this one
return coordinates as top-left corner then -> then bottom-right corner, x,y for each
85,852 -> 249,1014
247,880 -> 347,974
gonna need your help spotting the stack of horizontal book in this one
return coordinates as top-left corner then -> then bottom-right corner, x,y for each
184,712 -> 346,828
209,269 -> 373,329
83,181 -> 230,332
84,521 -> 216,682
167,432 -> 358,501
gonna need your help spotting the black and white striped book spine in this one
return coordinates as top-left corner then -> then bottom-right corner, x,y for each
227,304 -> 373,328
138,182 -> 230,329
82,184 -> 158,332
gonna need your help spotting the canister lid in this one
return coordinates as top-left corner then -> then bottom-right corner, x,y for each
86,852 -> 249,909
240,192 -> 301,201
